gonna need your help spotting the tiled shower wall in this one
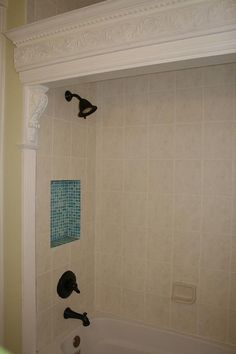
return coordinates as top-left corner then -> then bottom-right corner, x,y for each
36,63 -> 236,352
95,64 -> 236,345
35,83 -> 96,352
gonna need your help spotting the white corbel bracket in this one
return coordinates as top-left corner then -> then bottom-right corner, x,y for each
23,85 -> 48,148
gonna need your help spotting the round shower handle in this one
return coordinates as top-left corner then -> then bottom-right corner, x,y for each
57,270 -> 80,298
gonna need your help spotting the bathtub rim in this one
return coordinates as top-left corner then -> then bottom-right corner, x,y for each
56,315 -> 236,354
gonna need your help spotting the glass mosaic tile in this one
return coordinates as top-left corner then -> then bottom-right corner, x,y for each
50,180 -> 80,248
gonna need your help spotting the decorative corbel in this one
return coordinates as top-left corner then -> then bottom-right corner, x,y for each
22,85 -> 48,149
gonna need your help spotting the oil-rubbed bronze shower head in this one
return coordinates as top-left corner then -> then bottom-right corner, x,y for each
65,90 -> 97,119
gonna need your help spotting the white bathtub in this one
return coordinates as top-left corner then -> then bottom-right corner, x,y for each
58,317 -> 236,354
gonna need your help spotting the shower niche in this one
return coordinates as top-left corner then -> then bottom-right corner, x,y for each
50,180 -> 81,247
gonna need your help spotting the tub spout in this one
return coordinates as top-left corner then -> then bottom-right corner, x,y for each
64,307 -> 90,326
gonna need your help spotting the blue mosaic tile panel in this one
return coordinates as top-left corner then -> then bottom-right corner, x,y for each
50,180 -> 80,248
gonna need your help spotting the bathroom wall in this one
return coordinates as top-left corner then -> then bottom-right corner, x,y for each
27,0 -> 105,22
3,0 -> 26,352
94,64 -> 236,345
36,83 -> 96,352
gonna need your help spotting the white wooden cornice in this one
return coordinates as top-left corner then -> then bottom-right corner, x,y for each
5,0 -> 236,84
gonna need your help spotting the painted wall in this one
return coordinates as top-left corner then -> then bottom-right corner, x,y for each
35,84 -> 96,353
27,0 -> 105,22
94,64 -> 236,345
3,0 -> 26,353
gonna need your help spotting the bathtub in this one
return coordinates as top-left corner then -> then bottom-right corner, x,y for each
57,317 -> 236,354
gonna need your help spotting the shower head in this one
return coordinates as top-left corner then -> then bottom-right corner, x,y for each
65,90 -> 97,119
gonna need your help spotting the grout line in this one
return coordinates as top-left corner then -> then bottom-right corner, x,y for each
197,77 -> 204,336
169,70 -> 176,329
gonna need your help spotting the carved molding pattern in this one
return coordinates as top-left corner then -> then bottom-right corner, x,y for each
25,86 -> 48,146
12,0 -> 236,71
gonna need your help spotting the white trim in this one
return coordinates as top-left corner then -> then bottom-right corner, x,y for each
21,147 -> 37,354
21,85 -> 48,354
0,3 -> 6,345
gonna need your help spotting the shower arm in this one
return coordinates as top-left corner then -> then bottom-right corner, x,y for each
65,91 -> 82,102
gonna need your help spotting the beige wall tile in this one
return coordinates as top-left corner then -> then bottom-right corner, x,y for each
171,303 -> 197,334
204,85 -> 235,121
95,283 -> 122,315
52,244 -> 70,270
147,228 -> 172,263
204,122 -> 233,160
197,304 -> 227,342
173,263 -> 199,284
96,222 -> 122,255
145,294 -> 170,328
36,234 -> 52,276
125,94 -> 148,126
199,269 -> 229,308
124,159 -> 147,192
37,272 -> 52,313
124,75 -> 149,95
176,67 -> 203,89
203,160 -> 232,196
69,157 -> 86,183
148,193 -> 173,230
149,125 -> 174,159
37,308 -> 53,351
101,95 -> 124,127
174,195 -> 201,232
96,253 -> 122,287
38,115 -> 53,156
98,78 -> 124,97
148,91 -> 175,125
201,233 -> 231,271
124,192 -> 147,227
202,195 -> 232,234
71,123 -> 87,158
52,157 -> 70,180
175,123 -> 202,159
149,71 -> 176,92
203,63 -> 235,87
173,231 -> 200,268
149,160 -> 173,194
146,260 -> 171,297
123,225 -> 146,259
53,119 -> 71,156
52,302 -> 74,339
175,160 -> 201,195
123,256 -> 145,292
54,87 -> 74,120
125,126 -> 147,159
122,289 -> 145,321
102,127 -> 124,159
36,156 -> 51,194
176,88 -> 202,123
102,159 -> 124,191
101,191 -> 123,225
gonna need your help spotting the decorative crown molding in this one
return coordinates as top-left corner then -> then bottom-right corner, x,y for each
6,0 -> 236,75
23,85 -> 48,147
